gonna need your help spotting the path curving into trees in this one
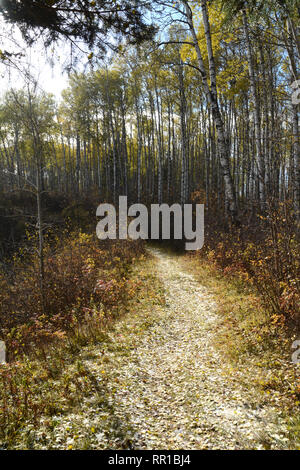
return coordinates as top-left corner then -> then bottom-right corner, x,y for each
17,247 -> 292,450
102,247 -> 289,450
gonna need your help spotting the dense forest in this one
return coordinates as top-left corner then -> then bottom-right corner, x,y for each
0,0 -> 299,451
1,5 -> 299,212
1,1 -> 299,317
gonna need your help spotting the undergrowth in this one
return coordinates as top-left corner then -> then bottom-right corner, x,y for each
182,252 -> 300,448
0,231 -> 147,447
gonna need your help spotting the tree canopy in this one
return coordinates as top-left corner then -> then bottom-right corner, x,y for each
0,0 -> 156,53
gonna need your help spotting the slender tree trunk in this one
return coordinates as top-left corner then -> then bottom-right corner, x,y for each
178,60 -> 188,205
182,0 -> 237,220
36,151 -> 44,311
242,9 -> 265,207
76,132 -> 81,196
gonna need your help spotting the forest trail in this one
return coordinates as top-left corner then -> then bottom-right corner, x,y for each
94,247 -> 289,450
30,246 -> 291,450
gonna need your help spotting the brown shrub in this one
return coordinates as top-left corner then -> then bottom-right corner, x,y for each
196,198 -> 300,326
0,231 -> 145,360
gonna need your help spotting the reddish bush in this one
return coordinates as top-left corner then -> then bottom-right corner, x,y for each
193,197 -> 300,326
0,231 -> 145,360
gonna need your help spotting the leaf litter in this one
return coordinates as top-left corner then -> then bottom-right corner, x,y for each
18,246 -> 295,449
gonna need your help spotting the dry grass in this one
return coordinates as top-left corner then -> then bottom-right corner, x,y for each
182,252 -> 300,448
1,244 -> 299,449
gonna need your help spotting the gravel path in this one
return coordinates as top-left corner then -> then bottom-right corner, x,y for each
106,247 -> 289,450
